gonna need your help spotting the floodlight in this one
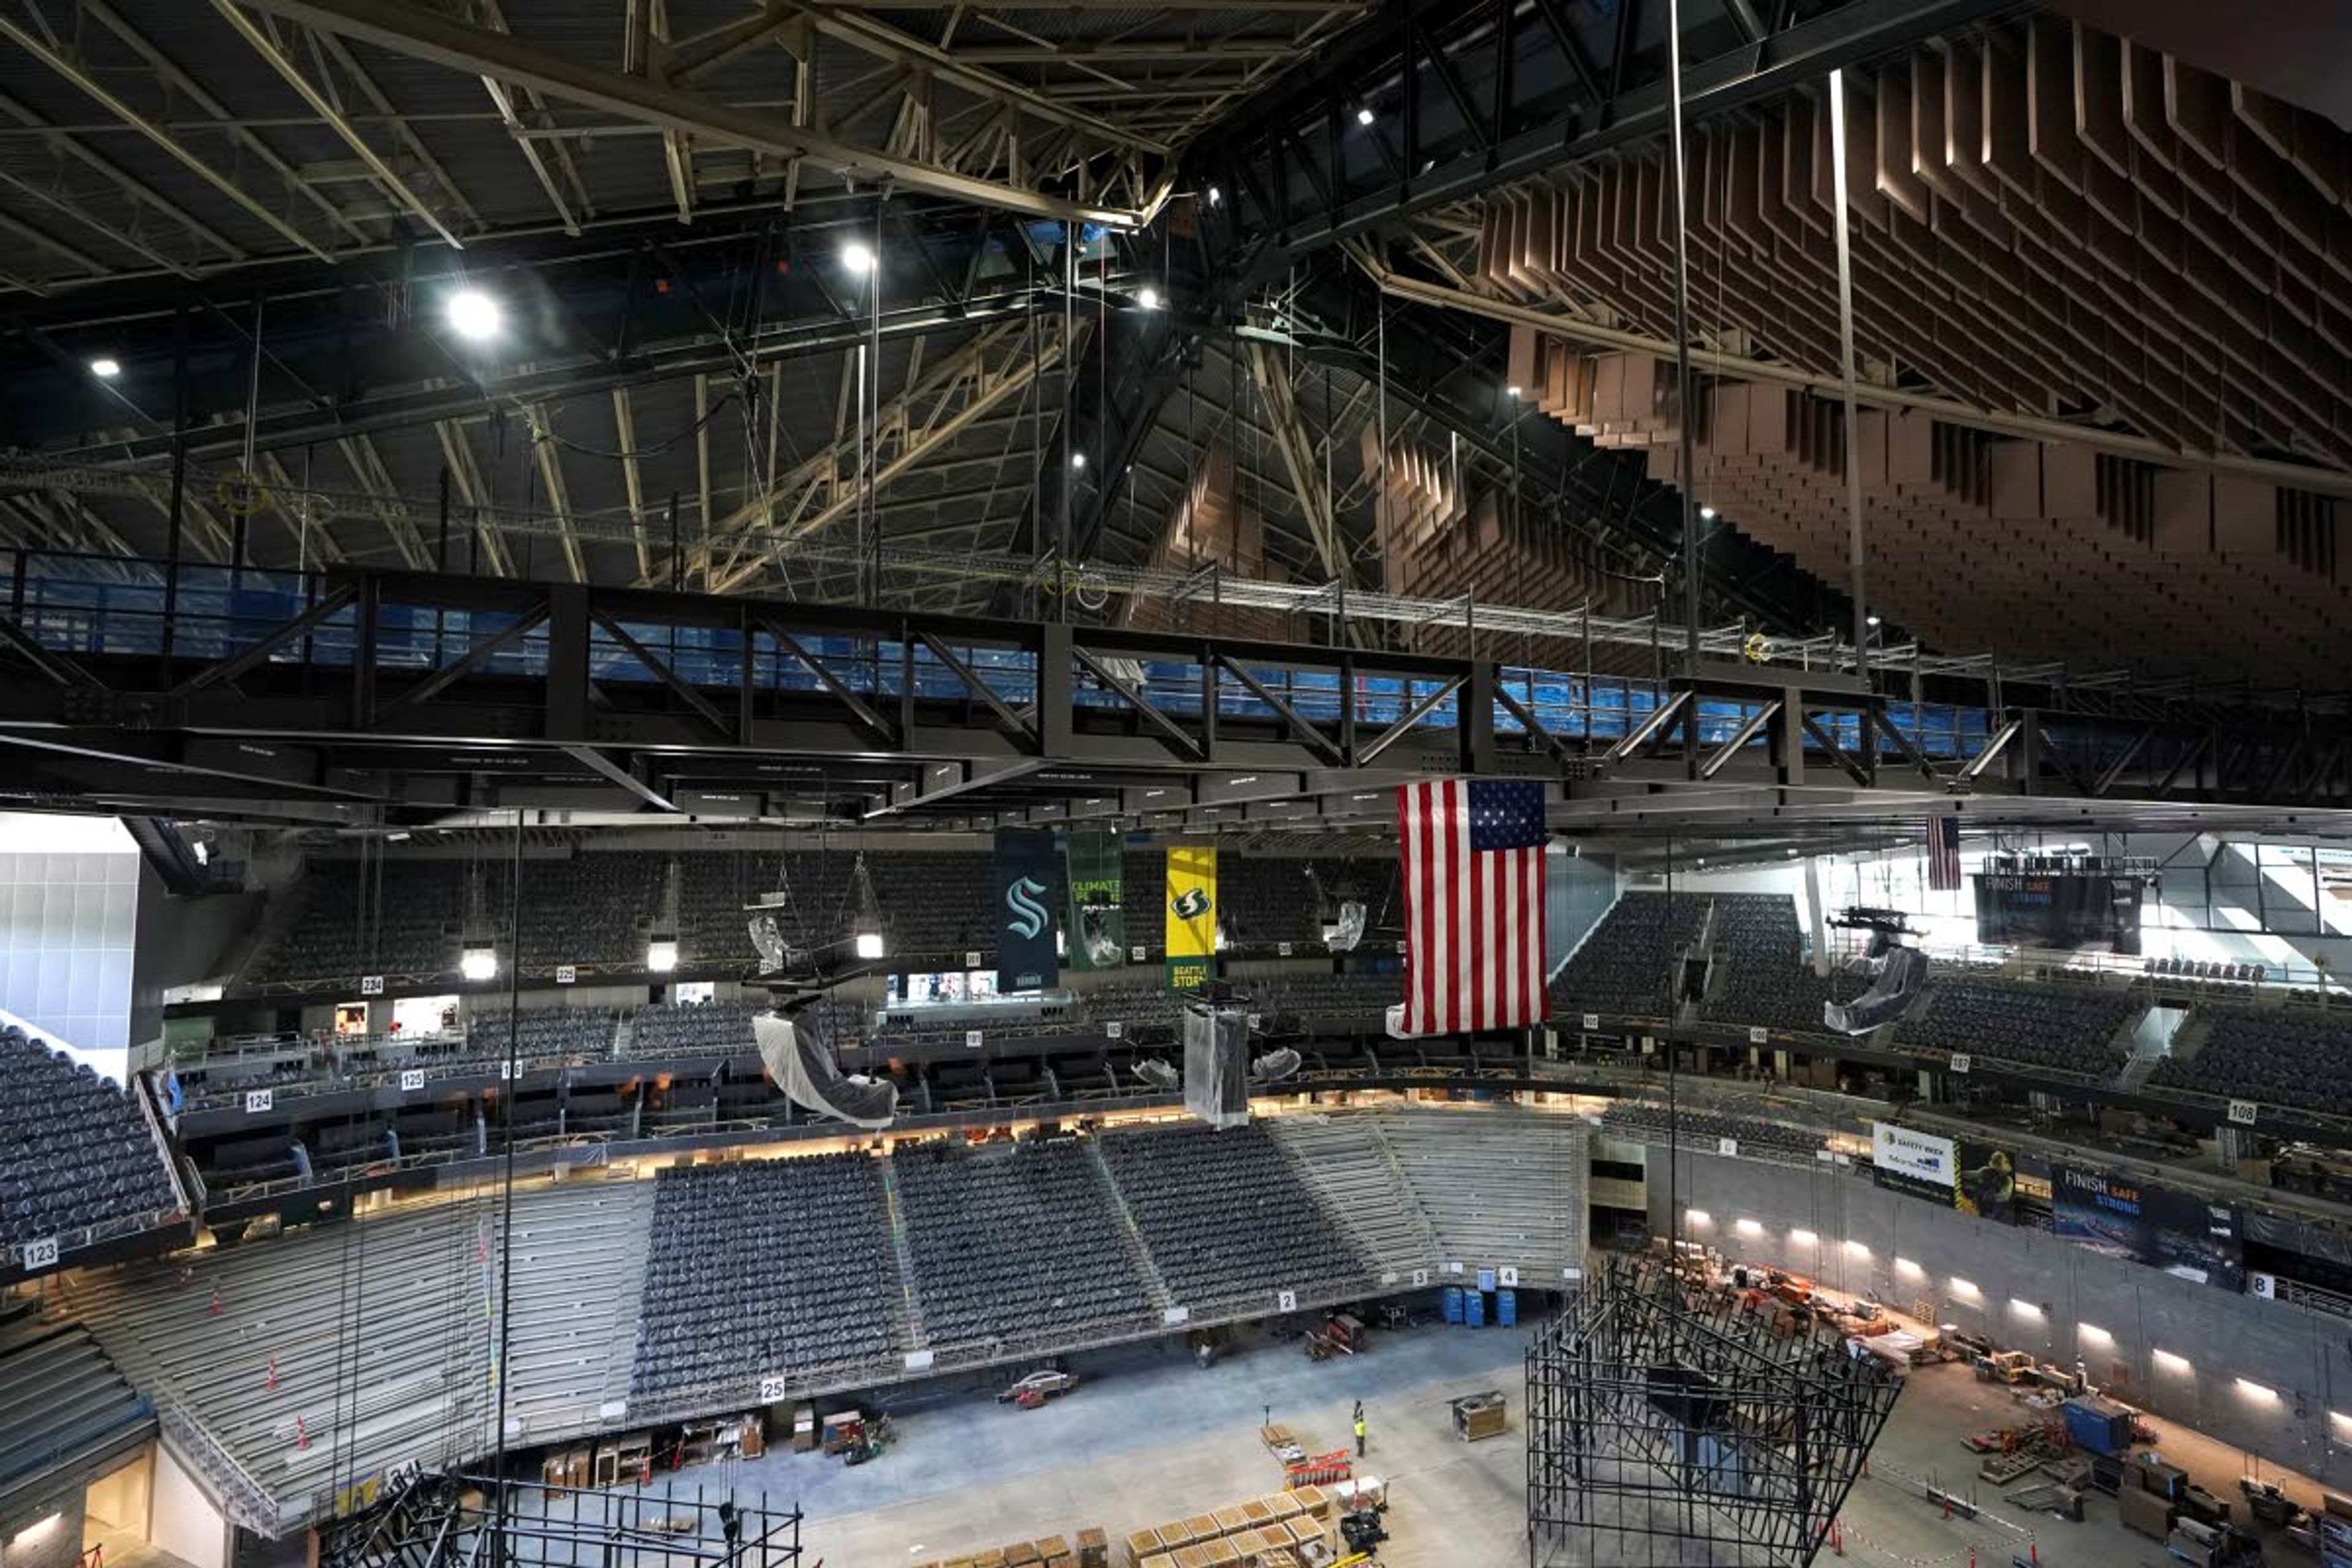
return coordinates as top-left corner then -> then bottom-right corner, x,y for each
850,854 -> 885,960
841,239 -> 876,274
460,941 -> 499,981
89,357 -> 122,380
647,934 -> 679,973
1356,106 -> 1375,126
1137,285 -> 1161,310
445,289 -> 502,342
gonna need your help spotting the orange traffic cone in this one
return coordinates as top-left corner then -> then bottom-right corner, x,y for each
208,1284 -> 222,1316
294,1417 -> 311,1450
265,1356 -> 277,1392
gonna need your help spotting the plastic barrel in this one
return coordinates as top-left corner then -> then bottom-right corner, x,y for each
1497,1289 -> 1518,1327
1465,1289 -> 1487,1328
1441,1286 -> 1464,1324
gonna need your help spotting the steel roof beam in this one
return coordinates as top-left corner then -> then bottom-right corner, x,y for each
210,1 -> 468,251
232,0 -> 1148,227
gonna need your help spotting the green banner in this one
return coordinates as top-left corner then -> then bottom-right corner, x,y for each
1066,829 -> 1126,971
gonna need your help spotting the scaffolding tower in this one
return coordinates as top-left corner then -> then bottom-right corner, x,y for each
1526,1257 -> 1901,1567
318,1468 -> 805,1568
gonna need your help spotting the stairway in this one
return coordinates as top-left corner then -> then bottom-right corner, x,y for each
1085,1139 -> 1175,1311
876,1158 -> 929,1350
2113,1005 -> 2199,1092
608,1009 -> 636,1060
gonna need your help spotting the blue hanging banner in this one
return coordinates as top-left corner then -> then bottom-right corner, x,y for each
994,827 -> 1061,993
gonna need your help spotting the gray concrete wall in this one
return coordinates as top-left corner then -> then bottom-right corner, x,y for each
0,1480 -> 84,1568
1648,1149 -> 2352,1487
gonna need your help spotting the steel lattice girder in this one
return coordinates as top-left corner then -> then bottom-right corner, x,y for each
1188,0 -> 2009,277
0,566 -> 2343,828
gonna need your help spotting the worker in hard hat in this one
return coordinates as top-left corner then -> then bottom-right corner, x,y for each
1353,1401 -> 1367,1457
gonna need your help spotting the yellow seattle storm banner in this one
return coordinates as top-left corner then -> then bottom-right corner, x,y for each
1164,844 -> 1217,992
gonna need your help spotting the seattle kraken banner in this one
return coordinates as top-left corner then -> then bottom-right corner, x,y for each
1066,829 -> 1126,971
995,827 -> 1061,992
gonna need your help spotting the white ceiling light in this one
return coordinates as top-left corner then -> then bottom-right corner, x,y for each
1356,106 -> 1376,126
1137,285 -> 1161,311
1506,384 -> 1521,398
1071,451 -> 1087,470
1207,186 -> 1222,206
1698,503 -> 1718,520
445,289 -> 502,343
89,357 -> 123,380
841,239 -> 876,274
1866,613 -> 1883,627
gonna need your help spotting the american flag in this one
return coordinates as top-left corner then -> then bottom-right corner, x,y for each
1928,816 -> 1962,892
1396,778 -> 1550,1035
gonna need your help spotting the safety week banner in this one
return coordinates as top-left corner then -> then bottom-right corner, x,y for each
1869,1122 -> 1958,1204
993,827 -> 1060,993
1164,843 -> 1217,992
1066,829 -> 1126,971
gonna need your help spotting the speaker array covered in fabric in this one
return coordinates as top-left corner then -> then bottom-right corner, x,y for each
1182,998 -> 1250,1129
753,1009 -> 897,1129
1823,947 -> 1929,1035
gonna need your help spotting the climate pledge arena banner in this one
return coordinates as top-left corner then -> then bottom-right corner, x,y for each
1065,829 -> 1125,971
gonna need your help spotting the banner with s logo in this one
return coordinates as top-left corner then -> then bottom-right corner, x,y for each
994,827 -> 1060,992
1164,843 -> 1217,992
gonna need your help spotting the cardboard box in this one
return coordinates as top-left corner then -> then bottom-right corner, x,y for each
1212,1507 -> 1250,1536
1264,1494 -> 1303,1521
1128,1530 -> 1163,1561
1076,1528 -> 1108,1568
1290,1487 -> 1332,1523
1033,1539 -> 1068,1562
1006,1544 -> 1041,1566
1184,1516 -> 1219,1545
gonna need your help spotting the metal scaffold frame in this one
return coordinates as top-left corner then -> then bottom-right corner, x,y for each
1525,1257 -> 1901,1568
318,1469 -> 803,1568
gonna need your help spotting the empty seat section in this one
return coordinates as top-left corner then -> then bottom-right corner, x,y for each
893,1138 -> 1155,1350
1375,1110 -> 1587,1283
2149,1006 -> 2352,1120
628,1154 -> 900,1403
1551,892 -> 1708,1019
1893,979 -> 2133,1076
1,1028 -> 180,1257
1098,1122 -> 1373,1312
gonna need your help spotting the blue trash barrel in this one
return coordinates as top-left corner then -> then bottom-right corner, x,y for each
1465,1289 -> 1487,1327
1476,1267 -> 1497,1292
1441,1286 -> 1464,1324
1497,1289 -> 1518,1327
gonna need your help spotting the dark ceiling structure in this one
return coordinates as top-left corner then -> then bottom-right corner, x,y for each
0,0 -> 2344,844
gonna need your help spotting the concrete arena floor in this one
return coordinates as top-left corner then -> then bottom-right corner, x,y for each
552,1325 -> 2334,1568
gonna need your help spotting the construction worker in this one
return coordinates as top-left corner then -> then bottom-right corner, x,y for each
1353,1401 -> 1368,1457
